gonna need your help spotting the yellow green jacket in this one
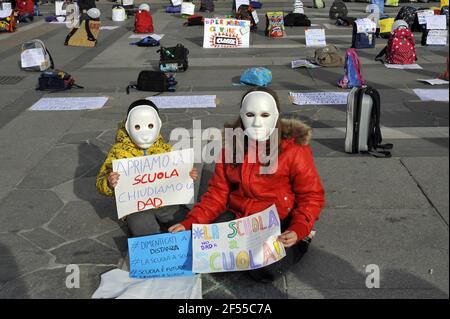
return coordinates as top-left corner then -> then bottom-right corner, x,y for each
96,122 -> 172,197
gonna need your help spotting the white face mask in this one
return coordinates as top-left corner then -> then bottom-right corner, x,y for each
240,91 -> 279,142
125,105 -> 162,149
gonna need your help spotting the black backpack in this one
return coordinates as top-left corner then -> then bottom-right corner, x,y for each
36,69 -> 83,92
284,13 -> 311,27
336,16 -> 357,26
126,71 -> 176,94
395,6 -> 417,29
329,1 -> 348,19
157,44 -> 189,72
77,0 -> 97,11
236,4 -> 258,30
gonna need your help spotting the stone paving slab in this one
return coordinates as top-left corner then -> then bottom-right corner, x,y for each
401,157 -> 450,224
286,208 -> 449,298
0,265 -> 113,299
0,190 -> 63,232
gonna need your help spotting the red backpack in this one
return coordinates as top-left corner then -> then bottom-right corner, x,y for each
15,0 -> 34,16
376,28 -> 417,64
134,10 -> 154,33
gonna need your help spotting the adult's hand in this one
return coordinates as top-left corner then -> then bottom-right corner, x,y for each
278,230 -> 298,248
168,224 -> 186,233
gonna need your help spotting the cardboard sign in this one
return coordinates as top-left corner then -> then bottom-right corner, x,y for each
0,8 -> 12,18
426,30 -> 448,45
417,10 -> 434,25
305,28 -> 326,47
128,231 -> 193,278
181,2 -> 195,15
203,18 -> 251,48
426,15 -> 447,30
112,149 -> 194,219
235,0 -> 250,12
171,0 -> 183,6
192,204 -> 286,274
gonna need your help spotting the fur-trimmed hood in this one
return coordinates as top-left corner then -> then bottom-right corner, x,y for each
279,118 -> 312,146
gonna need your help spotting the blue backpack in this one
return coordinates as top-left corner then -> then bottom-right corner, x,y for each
352,19 -> 376,49
338,48 -> 366,89
240,67 -> 272,86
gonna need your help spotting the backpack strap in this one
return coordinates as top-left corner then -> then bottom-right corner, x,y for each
126,84 -> 137,95
375,46 -> 387,63
365,87 -> 393,158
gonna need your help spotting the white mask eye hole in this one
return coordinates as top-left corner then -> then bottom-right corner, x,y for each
148,123 -> 154,129
134,124 -> 141,130
261,112 -> 271,118
245,112 -> 255,117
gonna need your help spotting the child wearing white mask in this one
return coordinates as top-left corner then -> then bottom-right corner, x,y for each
96,99 -> 198,237
169,87 -> 325,283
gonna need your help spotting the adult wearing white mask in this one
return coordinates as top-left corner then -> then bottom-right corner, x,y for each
169,87 -> 325,283
96,99 -> 198,237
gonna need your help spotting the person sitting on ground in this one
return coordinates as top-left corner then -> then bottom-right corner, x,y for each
96,99 -> 198,238
169,87 -> 325,283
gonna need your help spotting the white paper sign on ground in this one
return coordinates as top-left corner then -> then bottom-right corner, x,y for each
291,59 -> 321,69
417,10 -> 434,25
181,2 -> 195,15
171,0 -> 183,6
92,269 -> 202,299
192,204 -> 286,273
417,78 -> 449,85
122,0 -> 134,6
413,89 -> 449,102
147,95 -> 216,109
203,18 -> 250,48
100,26 -> 120,30
128,33 -> 164,40
235,0 -> 250,12
305,28 -> 326,47
426,30 -> 448,45
55,1 -> 66,16
21,48 -> 45,68
426,15 -> 447,30
30,97 -> 109,111
112,149 -> 194,219
385,63 -> 423,69
289,92 -> 349,105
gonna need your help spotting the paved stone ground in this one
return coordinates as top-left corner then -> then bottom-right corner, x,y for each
0,0 -> 448,299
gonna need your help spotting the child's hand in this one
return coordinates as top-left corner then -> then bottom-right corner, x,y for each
108,172 -> 120,189
168,224 -> 186,233
278,230 -> 298,248
189,167 -> 199,181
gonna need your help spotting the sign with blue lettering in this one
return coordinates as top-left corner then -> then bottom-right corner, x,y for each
128,231 -> 193,278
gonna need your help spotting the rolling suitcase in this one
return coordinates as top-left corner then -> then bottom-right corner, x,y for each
345,87 -> 392,157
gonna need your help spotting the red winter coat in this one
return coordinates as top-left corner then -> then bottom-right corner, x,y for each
180,119 -> 325,241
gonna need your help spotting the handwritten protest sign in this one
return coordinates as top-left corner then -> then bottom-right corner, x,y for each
181,2 -> 195,15
305,28 -> 326,47
192,204 -> 286,273
426,15 -> 447,30
203,18 -> 251,48
128,231 -> 193,278
426,30 -> 448,45
112,149 -> 194,219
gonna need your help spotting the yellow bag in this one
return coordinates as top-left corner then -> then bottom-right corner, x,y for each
441,0 -> 449,9
380,17 -> 395,34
